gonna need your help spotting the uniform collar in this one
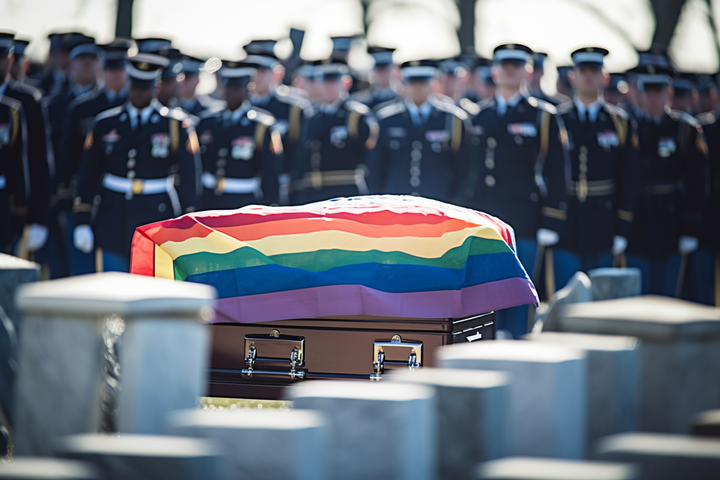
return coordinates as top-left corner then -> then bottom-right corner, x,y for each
126,99 -> 160,126
70,81 -> 95,97
250,92 -> 272,107
105,86 -> 128,103
224,100 -> 251,124
574,96 -> 604,122
321,93 -> 348,115
496,92 -> 523,110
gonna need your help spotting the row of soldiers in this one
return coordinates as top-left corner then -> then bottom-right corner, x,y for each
0,32 -> 717,337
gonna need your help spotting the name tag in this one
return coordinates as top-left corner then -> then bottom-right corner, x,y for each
658,137 -> 676,158
388,127 -> 406,138
425,130 -> 450,142
231,136 -> 255,160
330,126 -> 348,146
507,123 -> 537,137
597,131 -> 619,149
103,130 -> 121,143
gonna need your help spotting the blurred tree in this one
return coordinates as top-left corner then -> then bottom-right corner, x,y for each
116,0 -> 133,37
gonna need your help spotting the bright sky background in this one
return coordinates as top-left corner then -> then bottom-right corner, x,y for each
2,0 -> 719,94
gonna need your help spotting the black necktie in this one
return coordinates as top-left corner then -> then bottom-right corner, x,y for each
584,109 -> 590,124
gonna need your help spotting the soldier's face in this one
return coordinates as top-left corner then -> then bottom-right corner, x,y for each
177,73 -> 200,99
643,87 -> 671,116
103,68 -> 127,93
128,85 -> 153,109
319,78 -> 343,104
571,66 -> 604,95
251,68 -> 274,95
371,66 -> 393,89
493,62 -> 525,90
73,55 -> 100,84
697,90 -> 718,114
224,82 -> 250,109
404,79 -> 432,105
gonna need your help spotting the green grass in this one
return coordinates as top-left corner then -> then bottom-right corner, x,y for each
200,397 -> 292,411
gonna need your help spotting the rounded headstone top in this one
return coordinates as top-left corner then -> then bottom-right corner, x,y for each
0,253 -> 40,271
588,268 -> 642,279
439,340 -> 585,364
477,457 -> 639,480
17,273 -> 216,319
286,379 -> 434,402
596,433 -> 720,458
523,332 -> 639,352
560,296 -> 720,340
0,457 -> 100,479
57,434 -> 221,458
167,409 -> 326,430
387,367 -> 510,389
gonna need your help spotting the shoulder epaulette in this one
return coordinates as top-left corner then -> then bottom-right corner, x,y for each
696,111 -> 716,126
274,85 -> 311,107
375,101 -> 406,120
344,99 -> 371,116
603,102 -> 630,120
68,89 -> 101,111
476,97 -> 495,113
431,97 -> 468,120
527,96 -> 557,114
669,109 -> 700,127
248,107 -> 276,126
555,100 -> 574,115
93,105 -> 124,124
9,80 -> 42,102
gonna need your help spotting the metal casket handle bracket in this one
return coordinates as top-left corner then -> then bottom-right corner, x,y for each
370,334 -> 423,381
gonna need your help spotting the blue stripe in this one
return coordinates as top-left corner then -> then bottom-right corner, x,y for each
184,252 -> 528,298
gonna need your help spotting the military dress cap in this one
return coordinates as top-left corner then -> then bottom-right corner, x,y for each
295,60 -> 316,80
400,59 -> 438,81
47,31 -> 84,52
532,51 -> 548,67
218,59 -> 258,85
244,39 -> 280,69
438,56 -> 467,77
367,46 -> 395,67
631,62 -> 673,91
672,72 -> 697,96
311,57 -> 349,81
695,73 -> 717,93
607,73 -> 629,93
0,32 -> 14,56
493,43 -> 533,64
12,38 -> 29,58
69,35 -> 100,60
160,47 -> 183,79
557,65 -> 573,87
180,55 -> 204,75
636,47 -> 672,69
99,38 -> 134,70
135,37 -> 172,55
571,47 -> 609,67
126,53 -> 170,86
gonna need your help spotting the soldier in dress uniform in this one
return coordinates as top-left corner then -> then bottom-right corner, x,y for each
291,60 -> 320,104
694,87 -> 720,305
72,53 -> 201,272
292,57 -> 378,204
350,46 -> 401,111
9,39 -> 29,82
556,65 -> 574,99
330,36 -> 365,94
625,60 -> 709,296
671,73 -> 697,114
459,56 -> 495,112
462,43 -> 570,338
176,56 -> 223,119
528,51 -> 563,105
0,93 -> 28,252
367,60 -> 469,202
695,74 -> 717,115
437,56 -> 468,104
0,33 -> 50,259
195,60 -> 282,210
552,47 -> 641,289
243,39 -> 311,205
27,31 -> 76,96
135,38 -> 179,108
54,39 -> 131,275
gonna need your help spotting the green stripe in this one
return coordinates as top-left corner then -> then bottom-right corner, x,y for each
172,236 -> 512,281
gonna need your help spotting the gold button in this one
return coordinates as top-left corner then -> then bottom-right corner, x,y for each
487,137 -> 497,148
485,175 -> 495,187
485,158 -> 494,169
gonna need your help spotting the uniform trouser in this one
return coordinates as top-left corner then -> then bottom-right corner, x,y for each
626,254 -> 681,296
33,212 -> 69,278
495,239 -> 537,339
63,211 -> 95,276
684,248 -> 715,305
96,249 -> 130,273
552,249 -> 614,292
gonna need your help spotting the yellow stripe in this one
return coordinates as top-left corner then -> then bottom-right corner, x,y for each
159,226 -> 506,261
348,111 -> 360,140
451,116 -> 462,153
255,122 -> 267,152
288,105 -> 302,142
617,209 -> 634,222
539,111 -> 551,159
154,244 -> 175,279
170,119 -> 179,153
10,106 -> 19,147
96,248 -> 103,273
608,113 -> 627,147
541,206 -> 566,221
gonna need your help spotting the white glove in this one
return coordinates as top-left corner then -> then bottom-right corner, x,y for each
25,224 -> 48,252
612,235 -> 628,255
536,228 -> 559,246
679,236 -> 699,255
73,225 -> 94,254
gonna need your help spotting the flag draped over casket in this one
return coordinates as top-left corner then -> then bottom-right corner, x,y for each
130,196 -> 538,323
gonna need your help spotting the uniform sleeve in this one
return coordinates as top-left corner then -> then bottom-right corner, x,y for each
614,117 -> 641,239
539,111 -> 570,234
261,125 -> 282,205
25,97 -> 51,226
681,122 -> 709,237
282,104 -> 305,174
8,105 -> 29,234
290,112 -> 313,202
72,125 -> 104,227
54,103 -> 82,210
365,118 -> 388,194
448,115 -> 472,204
177,120 -> 202,213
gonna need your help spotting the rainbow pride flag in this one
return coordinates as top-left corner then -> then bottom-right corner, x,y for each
130,196 -> 538,323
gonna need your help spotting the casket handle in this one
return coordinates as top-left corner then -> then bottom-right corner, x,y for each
370,335 -> 423,381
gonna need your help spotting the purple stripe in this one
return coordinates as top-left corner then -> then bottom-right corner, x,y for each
210,278 -> 538,324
